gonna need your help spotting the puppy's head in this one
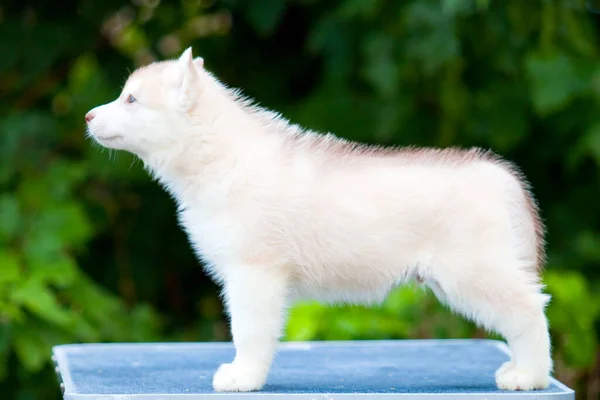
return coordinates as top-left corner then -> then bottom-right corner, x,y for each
85,47 -> 205,156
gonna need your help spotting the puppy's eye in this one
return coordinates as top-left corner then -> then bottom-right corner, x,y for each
126,95 -> 136,104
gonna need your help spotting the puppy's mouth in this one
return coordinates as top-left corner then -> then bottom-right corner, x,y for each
95,135 -> 123,142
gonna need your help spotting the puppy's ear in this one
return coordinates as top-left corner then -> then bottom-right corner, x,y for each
193,57 -> 204,70
177,47 -> 201,112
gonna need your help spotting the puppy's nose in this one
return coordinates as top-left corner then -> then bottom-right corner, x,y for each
85,111 -> 95,124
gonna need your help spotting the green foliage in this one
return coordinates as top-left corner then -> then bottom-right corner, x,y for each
0,0 -> 599,399
0,154 -> 160,393
546,270 -> 599,368
285,285 -> 478,342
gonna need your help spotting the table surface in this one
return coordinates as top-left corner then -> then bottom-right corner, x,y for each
52,339 -> 574,400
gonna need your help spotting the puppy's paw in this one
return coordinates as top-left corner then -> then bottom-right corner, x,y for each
495,364 -> 549,391
495,360 -> 515,379
212,362 -> 266,392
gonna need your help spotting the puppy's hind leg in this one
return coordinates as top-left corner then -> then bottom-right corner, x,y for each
429,259 -> 552,391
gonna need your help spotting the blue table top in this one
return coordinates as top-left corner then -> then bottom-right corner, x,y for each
52,339 -> 574,399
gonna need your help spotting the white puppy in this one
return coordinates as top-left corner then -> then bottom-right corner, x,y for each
86,48 -> 552,392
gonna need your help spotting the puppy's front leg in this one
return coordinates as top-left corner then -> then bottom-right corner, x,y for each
212,264 -> 288,392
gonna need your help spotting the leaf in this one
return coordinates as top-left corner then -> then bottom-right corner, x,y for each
0,113 -> 60,183
361,33 -> 400,98
127,303 -> 163,342
373,98 -> 413,143
525,51 -> 594,115
545,270 -> 599,367
25,202 -> 93,254
0,301 -> 25,322
0,195 -> 20,241
44,160 -> 88,201
17,177 -> 48,210
442,0 -> 475,15
561,326 -> 598,368
68,54 -> 115,110
285,302 -> 323,341
69,54 -> 99,94
10,279 -> 72,327
563,8 -> 596,57
23,231 -> 63,266
403,1 -> 461,75
382,285 -> 427,318
114,25 -> 149,57
68,315 -> 99,342
12,325 -> 48,372
29,253 -> 78,288
0,250 -> 21,284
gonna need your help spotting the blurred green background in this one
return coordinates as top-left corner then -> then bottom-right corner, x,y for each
0,0 -> 599,399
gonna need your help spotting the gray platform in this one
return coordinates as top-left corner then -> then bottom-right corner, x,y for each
52,339 -> 574,399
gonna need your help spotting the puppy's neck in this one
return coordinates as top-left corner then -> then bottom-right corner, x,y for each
140,92 -> 274,202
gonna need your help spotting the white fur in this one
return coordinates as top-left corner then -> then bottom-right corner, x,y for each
86,48 -> 553,392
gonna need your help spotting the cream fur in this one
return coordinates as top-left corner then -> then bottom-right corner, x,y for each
85,48 -> 553,392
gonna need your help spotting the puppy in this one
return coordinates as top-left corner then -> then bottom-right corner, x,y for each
86,47 -> 552,392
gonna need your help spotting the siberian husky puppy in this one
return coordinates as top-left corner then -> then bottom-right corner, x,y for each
86,48 -> 552,392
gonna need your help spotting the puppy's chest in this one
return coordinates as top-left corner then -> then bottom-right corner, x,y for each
177,202 -> 245,265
